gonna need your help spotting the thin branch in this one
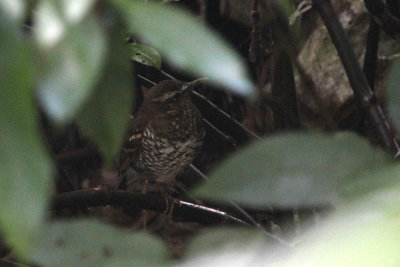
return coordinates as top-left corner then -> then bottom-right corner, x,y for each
191,90 -> 262,142
249,0 -> 262,63
52,188 -> 294,249
363,18 -> 380,90
313,0 -> 400,156
52,188 -> 246,226
364,0 -> 400,44
269,11 -> 301,129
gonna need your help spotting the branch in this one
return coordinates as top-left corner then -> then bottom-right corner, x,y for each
52,188 -> 295,250
191,90 -> 262,143
313,0 -> 400,156
363,17 -> 380,90
364,0 -> 400,44
52,188 -> 247,226
269,5 -> 301,130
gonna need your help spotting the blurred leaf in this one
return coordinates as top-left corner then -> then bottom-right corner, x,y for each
0,9 -> 52,258
182,227 -> 270,266
282,187 -> 400,266
77,23 -> 134,165
193,132 -> 394,207
0,0 -> 25,22
34,0 -> 95,47
35,0 -> 106,123
387,59 -> 400,132
61,0 -> 95,24
129,43 -> 162,69
31,220 -> 168,266
112,0 -> 254,96
183,186 -> 400,266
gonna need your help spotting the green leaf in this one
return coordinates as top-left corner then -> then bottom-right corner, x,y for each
0,0 -> 25,23
35,0 -> 106,123
130,43 -> 162,69
112,0 -> 254,96
387,59 -> 400,132
183,186 -> 400,266
31,220 -> 168,266
180,227 -> 280,267
283,187 -> 400,266
183,227 -> 269,265
192,132 -> 394,207
0,9 -> 52,258
77,23 -> 134,165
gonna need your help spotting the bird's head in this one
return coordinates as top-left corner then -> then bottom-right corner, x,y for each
145,78 -> 207,106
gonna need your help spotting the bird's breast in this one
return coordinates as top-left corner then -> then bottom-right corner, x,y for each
136,126 -> 204,184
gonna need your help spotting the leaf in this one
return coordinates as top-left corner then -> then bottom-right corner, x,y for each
30,220 -> 168,266
182,227 -> 270,266
0,9 -> 52,258
35,0 -> 106,123
183,186 -> 400,266
0,0 -> 25,23
283,187 -> 400,266
77,23 -> 134,165
192,132 -> 394,207
387,59 -> 400,133
129,43 -> 162,69
112,0 -> 254,96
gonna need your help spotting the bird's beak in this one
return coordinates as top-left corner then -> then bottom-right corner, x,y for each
182,77 -> 208,91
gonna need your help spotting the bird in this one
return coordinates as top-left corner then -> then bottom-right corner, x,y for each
118,78 -> 206,195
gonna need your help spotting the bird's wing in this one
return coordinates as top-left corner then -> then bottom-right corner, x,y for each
117,114 -> 147,188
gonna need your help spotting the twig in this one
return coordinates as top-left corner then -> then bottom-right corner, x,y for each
52,188 -> 245,225
52,188 -> 294,249
270,32 -> 301,128
249,0 -> 262,63
363,18 -> 380,90
191,90 -> 262,142
313,0 -> 400,156
364,0 -> 400,44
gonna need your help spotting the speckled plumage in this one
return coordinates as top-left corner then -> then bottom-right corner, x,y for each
118,79 -> 205,193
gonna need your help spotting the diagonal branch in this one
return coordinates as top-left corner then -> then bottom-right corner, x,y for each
364,0 -> 400,44
313,0 -> 400,157
363,18 -> 380,90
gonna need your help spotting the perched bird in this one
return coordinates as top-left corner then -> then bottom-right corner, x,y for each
118,79 -> 206,194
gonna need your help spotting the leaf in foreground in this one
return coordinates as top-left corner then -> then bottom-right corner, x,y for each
31,220 -> 168,266
193,132 -> 394,207
112,0 -> 254,96
0,9 -> 52,257
387,59 -> 400,132
77,23 -> 134,165
35,0 -> 106,123
180,227 -> 272,267
282,187 -> 400,266
183,186 -> 400,266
